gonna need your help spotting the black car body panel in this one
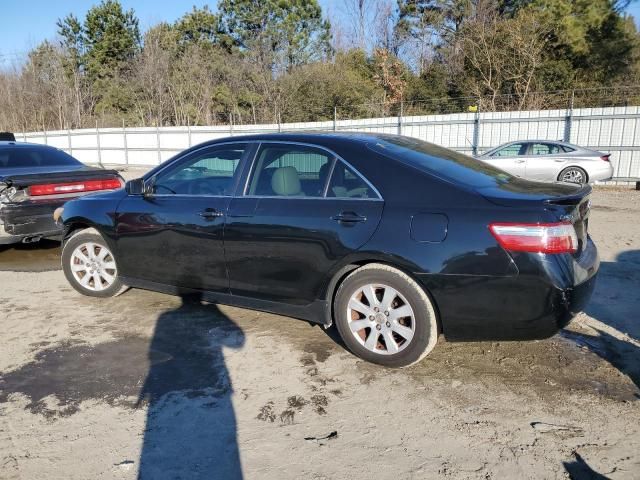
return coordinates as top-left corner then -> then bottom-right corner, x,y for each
60,133 -> 599,341
0,142 -> 122,244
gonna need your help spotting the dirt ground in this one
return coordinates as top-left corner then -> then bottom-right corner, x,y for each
1,185 -> 639,480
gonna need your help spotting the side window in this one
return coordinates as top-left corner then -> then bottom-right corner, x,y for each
153,144 -> 246,195
327,161 -> 377,199
492,143 -> 526,157
531,143 -> 561,156
247,144 -> 332,197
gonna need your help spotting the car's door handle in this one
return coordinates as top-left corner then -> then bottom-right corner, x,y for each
514,159 -> 526,164
554,159 -> 566,162
199,208 -> 225,219
332,211 -> 367,224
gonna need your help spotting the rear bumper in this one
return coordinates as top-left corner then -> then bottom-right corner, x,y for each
417,238 -> 599,341
0,200 -> 65,244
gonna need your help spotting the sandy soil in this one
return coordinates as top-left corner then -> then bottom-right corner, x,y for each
0,187 -> 639,479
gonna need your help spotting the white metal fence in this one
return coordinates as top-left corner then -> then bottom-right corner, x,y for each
19,105 -> 640,180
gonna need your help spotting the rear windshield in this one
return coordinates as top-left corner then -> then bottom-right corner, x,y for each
0,146 -> 81,168
366,136 -> 513,188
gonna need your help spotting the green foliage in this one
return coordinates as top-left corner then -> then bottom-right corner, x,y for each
1,0 -> 639,132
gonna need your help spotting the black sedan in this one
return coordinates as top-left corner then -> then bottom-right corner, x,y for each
0,140 -> 123,245
58,133 -> 598,367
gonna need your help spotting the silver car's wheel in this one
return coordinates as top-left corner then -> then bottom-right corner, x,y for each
347,284 -> 415,355
70,242 -> 117,291
62,228 -> 127,297
559,167 -> 587,185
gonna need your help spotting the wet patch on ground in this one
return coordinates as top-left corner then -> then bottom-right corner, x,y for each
0,299 -> 243,417
405,332 -> 640,402
0,239 -> 61,272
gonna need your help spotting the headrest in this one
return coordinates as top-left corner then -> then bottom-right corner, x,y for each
271,166 -> 302,196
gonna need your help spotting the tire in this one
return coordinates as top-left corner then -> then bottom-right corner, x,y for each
62,228 -> 127,298
558,166 -> 588,185
333,263 -> 439,367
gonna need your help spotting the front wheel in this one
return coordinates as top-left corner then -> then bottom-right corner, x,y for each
333,264 -> 439,367
62,228 -> 127,297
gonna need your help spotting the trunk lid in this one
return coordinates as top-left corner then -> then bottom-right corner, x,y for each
477,178 -> 592,254
0,167 -> 122,189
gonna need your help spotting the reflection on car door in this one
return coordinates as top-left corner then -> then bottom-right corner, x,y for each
524,143 -> 567,182
115,143 -> 250,291
224,142 -> 384,305
483,143 -> 528,177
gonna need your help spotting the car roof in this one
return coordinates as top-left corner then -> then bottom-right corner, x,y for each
0,141 -> 55,148
200,131 -> 401,147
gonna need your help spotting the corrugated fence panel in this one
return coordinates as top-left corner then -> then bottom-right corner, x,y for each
20,105 -> 640,181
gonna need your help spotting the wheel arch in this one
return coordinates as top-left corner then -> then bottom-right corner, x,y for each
322,257 -> 441,331
557,165 -> 589,183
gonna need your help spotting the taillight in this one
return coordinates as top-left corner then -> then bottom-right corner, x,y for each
600,154 -> 611,162
28,178 -> 122,196
489,222 -> 578,254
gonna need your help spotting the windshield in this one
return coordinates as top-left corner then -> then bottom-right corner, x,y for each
0,146 -> 81,169
366,136 -> 513,188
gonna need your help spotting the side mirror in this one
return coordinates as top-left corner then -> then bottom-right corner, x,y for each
126,178 -> 146,195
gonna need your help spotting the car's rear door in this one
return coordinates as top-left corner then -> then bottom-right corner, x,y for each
224,142 -> 384,305
115,143 -> 250,292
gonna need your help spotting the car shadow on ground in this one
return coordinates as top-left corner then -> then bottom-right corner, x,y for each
563,249 -> 640,396
136,288 -> 245,480
0,238 -> 61,272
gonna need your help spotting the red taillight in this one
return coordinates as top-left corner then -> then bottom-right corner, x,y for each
489,222 -> 578,254
28,178 -> 122,196
600,154 -> 611,162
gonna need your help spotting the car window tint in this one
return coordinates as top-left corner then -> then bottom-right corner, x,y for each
0,146 -> 80,168
531,143 -> 561,155
492,143 -> 525,157
154,144 -> 246,195
247,144 -> 331,197
367,136 -> 514,188
327,161 -> 376,199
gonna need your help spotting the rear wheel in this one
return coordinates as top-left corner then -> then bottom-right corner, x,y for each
559,166 -> 588,185
62,228 -> 127,297
333,264 -> 438,367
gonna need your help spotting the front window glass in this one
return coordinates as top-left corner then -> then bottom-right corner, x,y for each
491,143 -> 526,157
153,144 -> 246,195
247,144 -> 332,197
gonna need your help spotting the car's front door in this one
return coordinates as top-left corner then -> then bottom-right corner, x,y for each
483,142 -> 528,177
224,142 -> 384,305
524,142 -> 567,181
115,143 -> 250,292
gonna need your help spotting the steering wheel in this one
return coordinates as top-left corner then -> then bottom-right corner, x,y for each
188,179 -> 223,196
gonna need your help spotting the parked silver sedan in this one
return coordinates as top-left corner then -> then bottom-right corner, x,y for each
477,140 -> 613,184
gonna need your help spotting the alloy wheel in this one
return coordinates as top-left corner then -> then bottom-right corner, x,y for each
347,283 -> 416,355
561,168 -> 585,184
70,242 -> 117,292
